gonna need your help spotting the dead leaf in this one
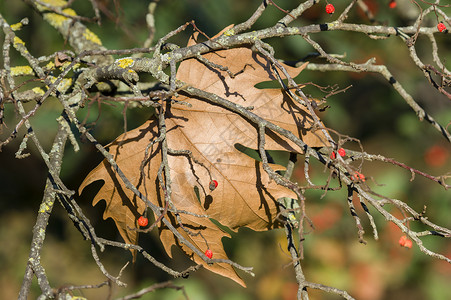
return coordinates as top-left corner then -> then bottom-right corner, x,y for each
79,29 -> 327,286
176,34 -> 325,153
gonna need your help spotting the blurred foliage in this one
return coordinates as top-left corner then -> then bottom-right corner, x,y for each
0,0 -> 450,299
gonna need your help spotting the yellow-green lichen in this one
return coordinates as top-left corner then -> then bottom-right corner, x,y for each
57,78 -> 73,93
62,8 -> 77,16
224,28 -> 235,36
95,82 -> 112,92
13,36 -> 25,46
327,21 -> 338,30
48,76 -> 73,93
42,8 -> 76,28
116,57 -> 135,68
11,22 -> 23,31
39,202 -> 51,213
59,61 -> 72,70
10,65 -> 33,76
40,0 -> 67,7
36,0 -> 67,12
83,28 -> 102,45
32,87 -> 45,96
45,61 -> 55,70
43,13 -> 68,28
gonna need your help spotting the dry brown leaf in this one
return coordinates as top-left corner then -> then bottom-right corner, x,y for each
176,34 -> 325,153
79,30 -> 327,286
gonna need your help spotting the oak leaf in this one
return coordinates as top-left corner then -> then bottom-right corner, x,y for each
79,31 -> 327,286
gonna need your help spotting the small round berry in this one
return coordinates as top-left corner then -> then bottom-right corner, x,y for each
209,180 -> 218,191
437,22 -> 447,33
424,145 -> 449,167
398,235 -> 407,247
338,148 -> 346,157
388,1 -> 396,9
330,151 -> 336,159
138,216 -> 148,227
205,249 -> 213,259
399,235 -> 412,248
404,239 -> 413,249
325,4 -> 335,14
358,172 -> 366,182
351,171 -> 366,182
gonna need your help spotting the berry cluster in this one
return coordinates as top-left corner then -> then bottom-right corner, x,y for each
330,147 -> 346,159
351,171 -> 366,182
323,1 -> 447,35
399,235 -> 413,249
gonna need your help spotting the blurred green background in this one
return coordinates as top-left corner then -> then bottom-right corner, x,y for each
1,0 -> 450,299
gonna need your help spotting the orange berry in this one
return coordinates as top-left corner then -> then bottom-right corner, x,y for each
389,1 -> 396,9
138,216 -> 148,227
404,239 -> 413,249
399,235 -> 407,246
357,171 -> 365,182
424,144 -> 449,167
399,235 -> 412,248
351,171 -> 366,182
338,148 -> 346,157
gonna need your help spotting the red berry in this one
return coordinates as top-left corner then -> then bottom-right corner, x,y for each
424,144 -> 449,167
209,180 -> 218,191
338,148 -> 346,157
325,4 -> 335,14
351,171 -> 366,182
399,235 -> 412,248
138,216 -> 148,227
205,249 -> 213,259
404,239 -> 413,249
330,151 -> 336,159
359,172 -> 366,182
398,235 -> 407,246
437,22 -> 446,33
388,1 -> 396,9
